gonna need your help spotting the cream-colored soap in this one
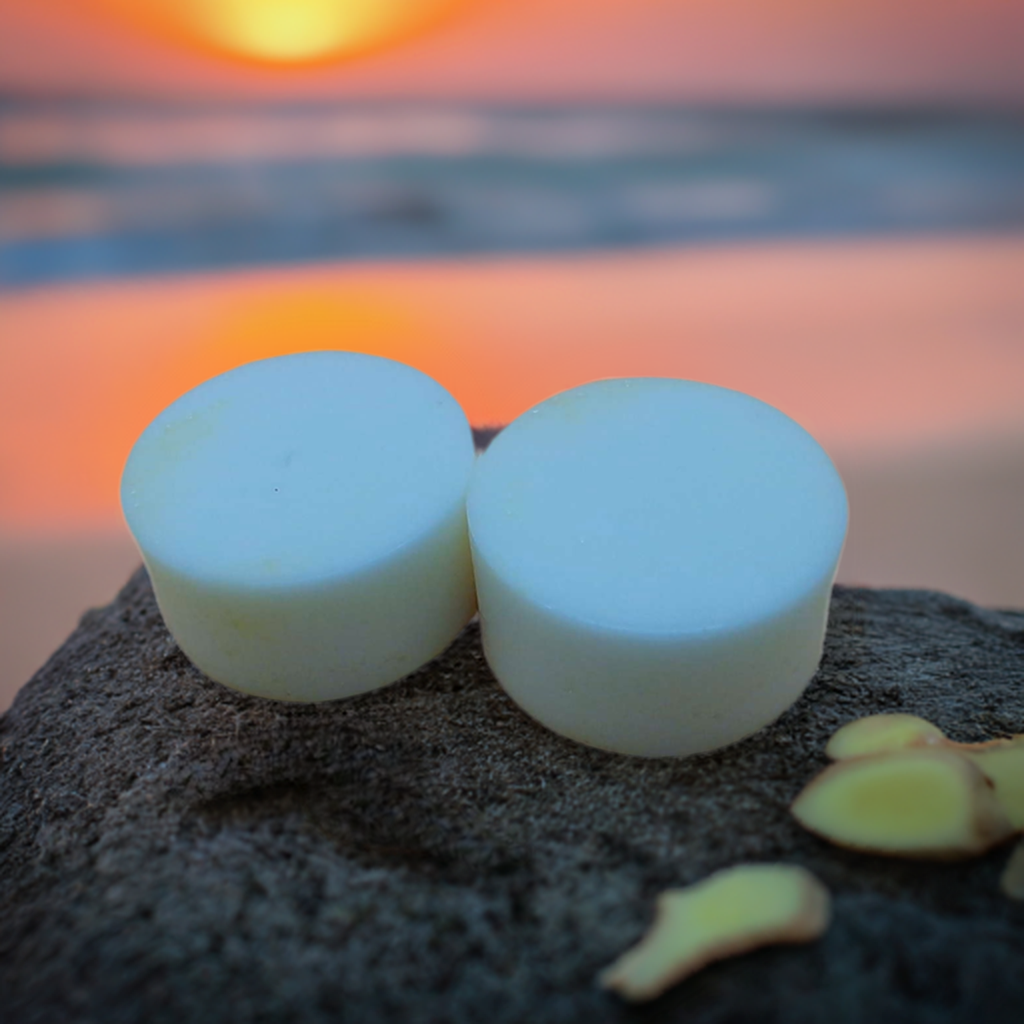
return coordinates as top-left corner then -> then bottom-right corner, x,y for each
467,379 -> 848,757
121,351 -> 477,702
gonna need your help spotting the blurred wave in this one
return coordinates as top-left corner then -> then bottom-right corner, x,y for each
2,100 -> 1021,286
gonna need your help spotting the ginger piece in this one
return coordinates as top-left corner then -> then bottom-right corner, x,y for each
825,713 -> 945,760
963,739 -> 1024,831
1001,839 -> 1024,900
598,864 -> 830,1002
826,715 -> 1024,831
791,748 -> 1015,859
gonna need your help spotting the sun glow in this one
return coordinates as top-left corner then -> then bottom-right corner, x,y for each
3,240 -> 1023,535
97,0 -> 465,65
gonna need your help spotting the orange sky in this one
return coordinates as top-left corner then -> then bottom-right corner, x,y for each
0,0 -> 1020,102
2,237 -> 1022,534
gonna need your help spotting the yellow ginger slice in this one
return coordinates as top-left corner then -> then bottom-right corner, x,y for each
825,713 -> 945,760
598,864 -> 830,1002
1001,839 -> 1024,900
825,715 -> 1024,831
791,748 -> 1015,859
965,739 -> 1024,831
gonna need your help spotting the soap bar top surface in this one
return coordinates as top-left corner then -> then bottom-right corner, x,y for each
122,352 -> 475,588
468,379 -> 847,634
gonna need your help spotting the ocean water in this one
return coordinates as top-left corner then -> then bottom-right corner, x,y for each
1,101 -> 1021,287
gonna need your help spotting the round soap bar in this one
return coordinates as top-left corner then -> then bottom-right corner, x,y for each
121,352 -> 477,702
467,379 -> 848,758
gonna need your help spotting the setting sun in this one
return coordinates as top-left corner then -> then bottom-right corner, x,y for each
96,0 -> 465,65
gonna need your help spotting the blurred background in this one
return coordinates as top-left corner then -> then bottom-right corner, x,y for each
1,0 -> 1022,711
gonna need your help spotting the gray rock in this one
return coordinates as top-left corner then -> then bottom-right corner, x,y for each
1,570 -> 1023,1024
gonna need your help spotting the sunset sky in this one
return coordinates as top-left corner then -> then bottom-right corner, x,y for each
0,0 -> 1021,103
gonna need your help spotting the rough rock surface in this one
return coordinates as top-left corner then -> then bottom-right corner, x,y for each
1,572 -> 1023,1024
